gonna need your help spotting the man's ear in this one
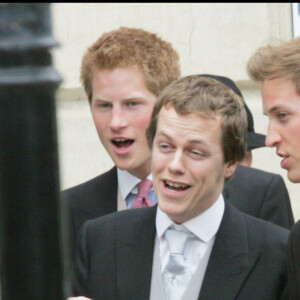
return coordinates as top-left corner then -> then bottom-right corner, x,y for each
224,160 -> 239,180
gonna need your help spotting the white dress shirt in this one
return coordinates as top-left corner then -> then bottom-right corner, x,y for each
156,194 -> 225,275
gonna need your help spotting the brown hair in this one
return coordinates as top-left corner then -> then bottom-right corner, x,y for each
80,27 -> 181,101
247,37 -> 300,95
146,76 -> 247,163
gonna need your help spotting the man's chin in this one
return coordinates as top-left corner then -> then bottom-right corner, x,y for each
159,201 -> 182,218
287,171 -> 300,183
115,162 -> 133,171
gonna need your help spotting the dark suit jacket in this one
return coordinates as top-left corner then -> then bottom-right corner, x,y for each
62,167 -> 118,260
286,220 -> 300,300
70,202 -> 289,300
223,165 -> 294,229
62,165 -> 294,260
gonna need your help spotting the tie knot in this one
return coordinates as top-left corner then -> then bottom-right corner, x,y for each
165,229 -> 191,255
137,178 -> 153,198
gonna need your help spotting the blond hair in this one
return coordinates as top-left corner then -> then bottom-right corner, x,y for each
247,37 -> 300,95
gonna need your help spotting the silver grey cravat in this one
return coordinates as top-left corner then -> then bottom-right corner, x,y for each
162,229 -> 193,300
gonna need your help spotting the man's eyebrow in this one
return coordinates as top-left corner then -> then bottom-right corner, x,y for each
93,95 -> 146,102
92,97 -> 110,102
189,139 -> 205,145
156,131 -> 206,145
265,106 -> 280,115
156,131 -> 171,139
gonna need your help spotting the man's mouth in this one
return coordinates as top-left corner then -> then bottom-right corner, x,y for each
280,155 -> 289,169
164,180 -> 190,191
277,151 -> 289,169
112,138 -> 134,149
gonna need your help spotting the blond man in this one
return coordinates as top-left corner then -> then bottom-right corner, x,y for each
248,36 -> 300,300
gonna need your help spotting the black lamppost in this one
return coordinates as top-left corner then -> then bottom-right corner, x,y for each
0,3 -> 65,299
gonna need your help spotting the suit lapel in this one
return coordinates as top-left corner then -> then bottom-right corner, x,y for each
116,206 -> 157,300
199,202 -> 261,300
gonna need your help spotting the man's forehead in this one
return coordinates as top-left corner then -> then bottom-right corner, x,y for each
157,107 -> 222,139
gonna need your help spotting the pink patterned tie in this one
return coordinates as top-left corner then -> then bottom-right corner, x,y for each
131,179 -> 154,208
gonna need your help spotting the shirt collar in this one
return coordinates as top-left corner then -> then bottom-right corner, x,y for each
117,168 -> 153,199
156,194 -> 225,243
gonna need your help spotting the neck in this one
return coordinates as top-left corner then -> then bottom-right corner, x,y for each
128,159 -> 151,179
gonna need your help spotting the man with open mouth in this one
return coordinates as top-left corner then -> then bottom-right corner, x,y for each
62,28 -> 294,277
61,27 -> 181,261
70,75 -> 289,300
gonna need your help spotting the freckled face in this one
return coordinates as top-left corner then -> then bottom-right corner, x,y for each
262,78 -> 300,183
152,106 -> 237,224
90,67 -> 156,179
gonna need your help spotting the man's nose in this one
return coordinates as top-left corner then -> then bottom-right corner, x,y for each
108,107 -> 128,130
168,150 -> 185,175
265,122 -> 281,147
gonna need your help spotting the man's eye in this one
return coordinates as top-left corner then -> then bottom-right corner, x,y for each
101,103 -> 111,108
95,102 -> 111,109
278,112 -> 288,119
190,150 -> 205,158
127,101 -> 138,107
159,143 -> 170,150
